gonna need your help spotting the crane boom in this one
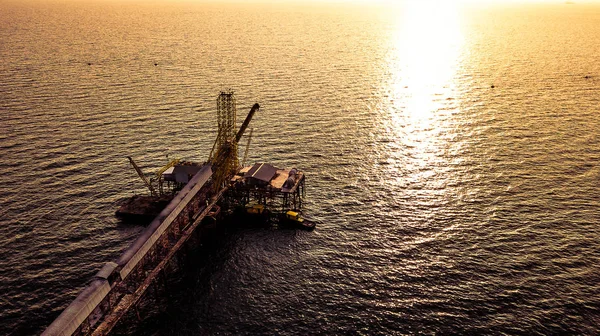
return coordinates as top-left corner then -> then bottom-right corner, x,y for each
127,156 -> 157,196
235,103 -> 260,143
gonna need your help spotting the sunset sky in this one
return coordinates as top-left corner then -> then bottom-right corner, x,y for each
130,0 -> 595,3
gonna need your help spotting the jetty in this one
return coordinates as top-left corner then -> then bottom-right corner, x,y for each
42,91 -> 312,335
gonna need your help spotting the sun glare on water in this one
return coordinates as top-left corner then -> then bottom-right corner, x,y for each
381,1 -> 464,187
392,1 -> 463,121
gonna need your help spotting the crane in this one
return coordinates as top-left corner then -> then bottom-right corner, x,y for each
208,91 -> 259,190
127,156 -> 157,196
154,158 -> 181,195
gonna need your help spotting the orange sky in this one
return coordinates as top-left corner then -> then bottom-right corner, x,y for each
19,0 -> 598,2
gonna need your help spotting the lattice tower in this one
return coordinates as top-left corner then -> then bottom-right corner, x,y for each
209,91 -> 239,189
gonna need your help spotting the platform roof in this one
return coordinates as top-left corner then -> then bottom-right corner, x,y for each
245,163 -> 277,183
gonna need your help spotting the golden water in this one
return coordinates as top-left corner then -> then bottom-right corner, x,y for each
1,1 -> 599,334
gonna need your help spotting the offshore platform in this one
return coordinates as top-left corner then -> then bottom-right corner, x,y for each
43,91 -> 312,336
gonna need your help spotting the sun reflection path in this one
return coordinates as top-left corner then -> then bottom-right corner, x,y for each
381,1 -> 465,195
394,2 -> 463,118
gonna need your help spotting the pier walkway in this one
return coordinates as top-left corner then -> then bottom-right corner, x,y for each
43,166 -> 223,336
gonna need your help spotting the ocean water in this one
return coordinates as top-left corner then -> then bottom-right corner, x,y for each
1,1 -> 600,334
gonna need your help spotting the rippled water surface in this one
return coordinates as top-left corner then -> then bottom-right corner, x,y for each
1,1 -> 600,334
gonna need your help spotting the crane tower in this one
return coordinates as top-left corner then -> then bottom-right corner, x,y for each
209,91 -> 239,189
